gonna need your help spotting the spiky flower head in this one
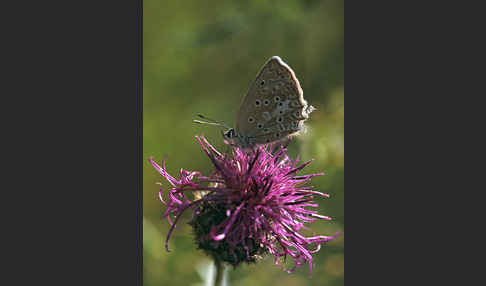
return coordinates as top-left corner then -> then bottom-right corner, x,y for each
149,136 -> 337,275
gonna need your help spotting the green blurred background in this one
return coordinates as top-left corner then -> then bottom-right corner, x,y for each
143,0 -> 343,285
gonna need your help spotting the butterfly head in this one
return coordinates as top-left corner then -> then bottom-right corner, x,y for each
222,129 -> 256,149
223,128 -> 236,140
194,115 -> 243,145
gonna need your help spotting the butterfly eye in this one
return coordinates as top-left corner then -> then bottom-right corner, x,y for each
275,132 -> 281,138
257,123 -> 263,129
255,100 -> 261,107
279,110 -> 284,114
294,111 -> 301,117
248,116 -> 255,123
263,100 -> 269,105
274,96 -> 280,102
277,116 -> 283,123
278,102 -> 283,107
224,129 -> 234,138
260,80 -> 265,86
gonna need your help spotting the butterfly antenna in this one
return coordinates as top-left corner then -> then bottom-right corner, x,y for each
193,119 -> 225,127
194,114 -> 230,129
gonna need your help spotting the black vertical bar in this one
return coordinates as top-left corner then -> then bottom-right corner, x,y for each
137,0 -> 143,285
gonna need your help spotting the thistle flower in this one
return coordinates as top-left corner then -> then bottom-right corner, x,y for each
149,136 -> 337,275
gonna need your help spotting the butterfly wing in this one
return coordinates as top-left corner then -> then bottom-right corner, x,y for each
235,56 -> 314,145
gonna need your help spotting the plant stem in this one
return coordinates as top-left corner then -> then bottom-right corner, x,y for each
214,257 -> 224,286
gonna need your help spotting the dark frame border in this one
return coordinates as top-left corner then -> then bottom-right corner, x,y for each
137,0 -> 143,285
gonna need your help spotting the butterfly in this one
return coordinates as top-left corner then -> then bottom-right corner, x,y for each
195,56 -> 315,149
